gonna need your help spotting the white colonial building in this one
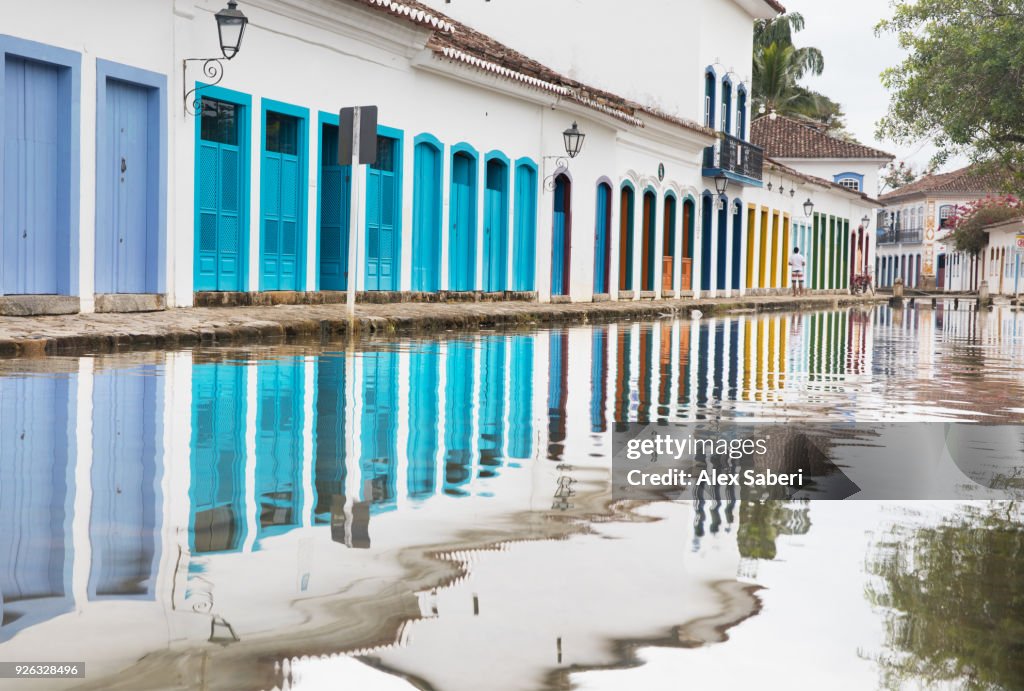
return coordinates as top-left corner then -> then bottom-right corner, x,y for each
0,0 -> 878,315
876,165 -> 1006,292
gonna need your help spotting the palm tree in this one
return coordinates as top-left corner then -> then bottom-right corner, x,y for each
754,12 -> 824,80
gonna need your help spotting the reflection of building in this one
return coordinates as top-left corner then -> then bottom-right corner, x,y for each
876,165 -> 1006,291
1,312 -> 880,685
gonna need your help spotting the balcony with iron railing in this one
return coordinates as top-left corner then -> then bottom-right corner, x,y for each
877,226 -> 923,245
702,133 -> 764,185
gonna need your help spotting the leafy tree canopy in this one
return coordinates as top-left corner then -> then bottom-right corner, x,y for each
876,0 -> 1024,194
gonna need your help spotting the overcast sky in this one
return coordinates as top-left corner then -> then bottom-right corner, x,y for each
789,0 -> 965,173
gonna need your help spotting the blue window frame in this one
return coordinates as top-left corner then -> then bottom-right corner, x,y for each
704,68 -> 716,130
512,158 -> 538,291
737,85 -> 747,140
365,124 -> 403,291
721,76 -> 732,134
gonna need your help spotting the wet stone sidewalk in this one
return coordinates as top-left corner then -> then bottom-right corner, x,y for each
0,294 -> 882,358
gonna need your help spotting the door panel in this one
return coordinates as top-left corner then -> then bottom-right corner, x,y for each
195,99 -> 243,291
366,137 -> 399,291
412,143 -> 441,291
449,153 -> 476,291
483,159 -> 508,292
318,125 -> 351,291
3,57 -> 64,295
261,112 -> 302,291
512,165 -> 537,291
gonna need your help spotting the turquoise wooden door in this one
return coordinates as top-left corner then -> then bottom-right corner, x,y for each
483,158 -> 508,292
365,136 -> 399,291
261,111 -> 303,291
196,98 -> 244,291
594,183 -> 611,293
189,362 -> 247,553
449,152 -> 476,291
2,56 -> 67,295
551,175 -> 571,296
512,163 -> 537,291
407,342 -> 439,498
319,124 -> 351,291
412,141 -> 441,291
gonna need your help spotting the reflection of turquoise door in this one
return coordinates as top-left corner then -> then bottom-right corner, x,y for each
314,353 -> 346,523
190,363 -> 247,553
551,175 -> 571,296
196,98 -> 245,291
256,359 -> 304,540
2,56 -> 70,295
366,136 -> 400,291
362,351 -> 398,510
408,342 -> 439,497
449,151 -> 477,291
261,109 -> 304,291
318,124 -> 351,291
412,140 -> 442,291
483,157 -> 509,292
0,375 -> 74,638
479,336 -> 506,473
90,369 -> 161,599
509,335 -> 533,460
512,162 -> 537,291
444,340 -> 473,493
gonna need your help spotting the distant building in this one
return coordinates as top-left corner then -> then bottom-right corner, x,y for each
979,217 -> 1023,296
877,165 -> 1007,291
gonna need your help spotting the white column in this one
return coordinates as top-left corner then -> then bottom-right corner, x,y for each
692,198 -> 704,300
632,189 -> 644,298
440,149 -> 452,291
300,359 -> 315,528
72,357 -> 94,606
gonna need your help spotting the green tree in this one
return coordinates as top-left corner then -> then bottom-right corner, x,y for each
866,505 -> 1024,690
752,13 -> 846,130
876,0 -> 1024,194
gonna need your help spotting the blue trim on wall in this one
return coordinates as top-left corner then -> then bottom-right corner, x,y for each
367,123 -> 404,291
704,67 -> 716,130
414,132 -> 443,151
192,83 -> 252,291
259,97 -> 310,291
0,34 -> 81,296
512,156 -> 538,291
449,142 -> 479,291
736,84 -> 748,140
95,59 -> 167,294
413,132 -> 444,292
484,149 -> 511,168
833,172 -> 865,189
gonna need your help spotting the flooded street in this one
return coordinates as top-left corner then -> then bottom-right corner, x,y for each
1,303 -> 1022,690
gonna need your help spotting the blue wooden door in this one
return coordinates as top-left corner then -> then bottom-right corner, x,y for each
90,369 -> 160,598
366,136 -> 399,291
700,198 -> 713,291
319,124 -> 351,291
261,112 -> 302,291
256,359 -> 304,540
190,363 -> 247,554
99,80 -> 153,294
2,57 -> 65,295
594,183 -> 610,293
483,159 -> 508,292
0,375 -> 73,638
512,164 -> 537,291
449,153 -> 476,291
412,142 -> 441,292
731,204 -> 742,290
551,175 -> 571,296
196,98 -> 243,291
361,350 -> 398,510
716,204 -> 728,289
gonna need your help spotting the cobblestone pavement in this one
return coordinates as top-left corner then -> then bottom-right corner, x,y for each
0,294 -> 883,357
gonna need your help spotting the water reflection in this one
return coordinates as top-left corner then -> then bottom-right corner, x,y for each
0,303 -> 1023,689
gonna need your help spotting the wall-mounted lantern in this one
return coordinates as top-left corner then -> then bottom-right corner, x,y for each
563,122 -> 585,159
861,214 -> 871,230
803,198 -> 815,217
183,1 -> 250,115
713,174 -> 729,195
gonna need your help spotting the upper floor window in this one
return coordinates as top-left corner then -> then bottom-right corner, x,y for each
704,70 -> 716,129
721,78 -> 732,134
833,172 -> 864,192
837,177 -> 860,192
939,204 -> 955,228
736,87 -> 747,140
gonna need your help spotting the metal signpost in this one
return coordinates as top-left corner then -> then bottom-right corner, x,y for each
338,105 -> 378,319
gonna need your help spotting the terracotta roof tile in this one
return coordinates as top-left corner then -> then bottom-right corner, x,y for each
751,114 -> 894,160
347,0 -> 714,136
878,165 -> 1008,202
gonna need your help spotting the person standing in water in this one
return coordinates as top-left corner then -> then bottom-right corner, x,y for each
789,247 -> 806,296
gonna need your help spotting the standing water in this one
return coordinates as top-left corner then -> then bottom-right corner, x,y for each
0,304 -> 1021,690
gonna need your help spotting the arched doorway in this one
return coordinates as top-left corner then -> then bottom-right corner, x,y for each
483,153 -> 510,292
594,182 -> 612,294
716,196 -> 728,291
730,200 -> 742,290
682,198 -> 695,292
619,184 -> 635,291
700,193 -> 713,291
641,189 -> 657,291
449,147 -> 478,291
662,194 -> 676,292
551,174 -> 572,296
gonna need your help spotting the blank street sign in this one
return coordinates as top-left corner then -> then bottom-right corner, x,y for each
339,105 -> 378,166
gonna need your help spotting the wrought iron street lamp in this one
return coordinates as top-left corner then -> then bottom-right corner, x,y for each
713,174 -> 729,195
803,198 -> 815,217
563,122 -> 585,159
183,1 -> 250,115
861,214 -> 871,230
